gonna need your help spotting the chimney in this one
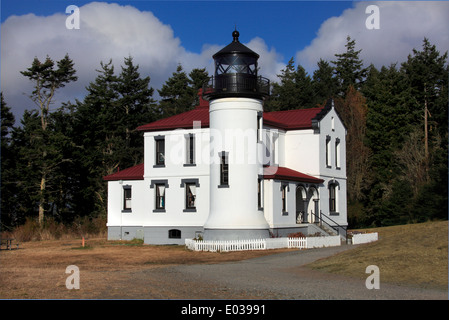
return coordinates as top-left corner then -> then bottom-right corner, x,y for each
197,88 -> 209,108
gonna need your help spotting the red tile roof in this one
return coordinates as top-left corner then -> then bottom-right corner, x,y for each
263,166 -> 324,184
103,163 -> 144,181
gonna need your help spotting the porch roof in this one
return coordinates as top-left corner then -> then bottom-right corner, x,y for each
103,163 -> 144,181
263,166 -> 324,184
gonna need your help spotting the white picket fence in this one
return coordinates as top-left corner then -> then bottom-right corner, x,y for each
185,237 -> 308,252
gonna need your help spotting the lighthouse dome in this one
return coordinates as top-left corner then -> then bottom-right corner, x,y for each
203,30 -> 269,100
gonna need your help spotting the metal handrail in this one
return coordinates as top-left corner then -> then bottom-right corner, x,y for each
314,210 -> 347,239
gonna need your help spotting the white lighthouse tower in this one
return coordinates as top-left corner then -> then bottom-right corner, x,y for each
202,30 -> 270,240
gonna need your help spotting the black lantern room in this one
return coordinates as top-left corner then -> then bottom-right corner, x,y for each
203,30 -> 270,100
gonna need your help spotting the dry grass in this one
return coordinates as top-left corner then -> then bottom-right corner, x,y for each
0,237 -> 292,299
308,220 -> 448,290
1,221 -> 447,299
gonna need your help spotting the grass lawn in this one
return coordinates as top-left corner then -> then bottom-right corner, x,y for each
308,220 -> 448,290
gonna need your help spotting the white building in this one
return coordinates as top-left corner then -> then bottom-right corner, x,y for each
104,31 -> 347,244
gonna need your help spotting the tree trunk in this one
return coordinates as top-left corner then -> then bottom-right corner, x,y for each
38,174 -> 46,225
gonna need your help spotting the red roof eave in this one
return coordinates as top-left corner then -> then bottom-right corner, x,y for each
263,166 -> 324,184
103,163 -> 144,181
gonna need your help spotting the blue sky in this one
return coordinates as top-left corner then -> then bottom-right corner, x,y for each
1,0 -> 354,64
1,1 -> 448,119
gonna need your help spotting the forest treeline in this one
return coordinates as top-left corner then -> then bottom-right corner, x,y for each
1,36 -> 448,231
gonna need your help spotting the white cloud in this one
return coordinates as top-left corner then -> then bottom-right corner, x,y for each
296,1 -> 449,74
1,2 -> 285,120
245,37 -> 285,82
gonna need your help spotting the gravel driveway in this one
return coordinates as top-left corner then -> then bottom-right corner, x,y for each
153,244 -> 447,300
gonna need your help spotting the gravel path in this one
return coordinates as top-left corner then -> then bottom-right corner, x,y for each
153,244 -> 447,300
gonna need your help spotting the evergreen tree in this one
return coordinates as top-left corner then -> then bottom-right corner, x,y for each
158,64 -> 195,117
71,57 -> 157,217
20,55 -> 77,225
312,59 -> 338,105
1,94 -> 17,227
332,36 -> 367,95
401,38 -> 448,162
189,68 -> 210,106
266,57 -> 297,111
266,57 -> 314,111
71,60 -> 120,217
116,56 -> 157,165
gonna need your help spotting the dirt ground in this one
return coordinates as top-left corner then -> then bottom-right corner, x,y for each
0,238 -> 293,299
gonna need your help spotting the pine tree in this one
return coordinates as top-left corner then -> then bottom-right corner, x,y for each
266,57 -> 314,111
401,38 -> 448,164
70,57 -> 157,217
312,59 -> 338,105
1,94 -> 17,226
71,60 -> 120,217
20,55 -> 77,225
158,64 -> 195,117
116,56 -> 157,165
332,36 -> 367,95
189,68 -> 210,106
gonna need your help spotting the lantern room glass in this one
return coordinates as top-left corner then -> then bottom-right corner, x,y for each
215,54 -> 258,76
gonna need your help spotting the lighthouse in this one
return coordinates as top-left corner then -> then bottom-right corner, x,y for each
202,30 -> 271,240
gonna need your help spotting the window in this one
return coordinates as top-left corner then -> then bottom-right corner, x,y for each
281,184 -> 288,215
326,135 -> 331,168
185,134 -> 195,166
155,184 -> 165,210
329,184 -> 337,213
257,112 -> 263,142
168,229 -> 181,239
155,136 -> 165,166
185,183 -> 196,210
123,186 -> 131,212
219,152 -> 229,187
335,138 -> 341,169
272,134 -> 278,165
258,178 -> 263,210
181,179 -> 200,212
150,180 -> 169,212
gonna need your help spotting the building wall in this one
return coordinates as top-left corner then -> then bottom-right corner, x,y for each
107,104 -> 348,243
204,98 -> 269,239
284,129 -> 320,176
317,108 -> 348,227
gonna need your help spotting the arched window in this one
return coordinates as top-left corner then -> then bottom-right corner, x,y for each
308,186 -> 320,223
328,180 -> 340,215
296,185 -> 307,223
